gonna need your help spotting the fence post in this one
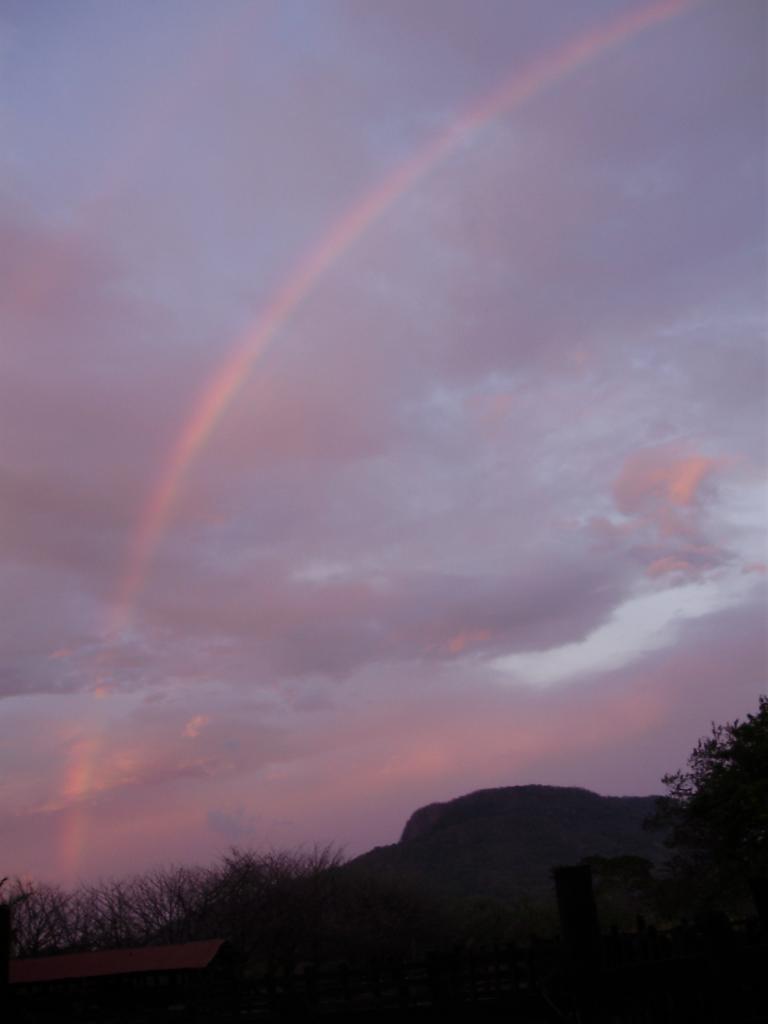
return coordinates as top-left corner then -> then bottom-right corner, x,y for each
0,904 -> 10,985
0,902 -> 10,1019
553,864 -> 604,1023
749,876 -> 768,932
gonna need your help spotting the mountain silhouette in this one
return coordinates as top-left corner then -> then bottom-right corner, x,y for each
349,785 -> 664,903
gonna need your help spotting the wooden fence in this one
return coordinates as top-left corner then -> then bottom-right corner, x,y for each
11,923 -> 763,1023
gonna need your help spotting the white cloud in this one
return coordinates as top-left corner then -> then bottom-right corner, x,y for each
492,570 -> 761,689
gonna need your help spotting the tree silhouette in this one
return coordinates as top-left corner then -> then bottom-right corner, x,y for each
648,695 -> 768,910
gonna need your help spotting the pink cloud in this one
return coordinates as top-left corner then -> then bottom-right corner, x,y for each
4,595 -> 765,884
445,628 -> 493,655
613,446 -> 721,524
183,714 -> 209,739
646,556 -> 697,578
591,446 -> 736,580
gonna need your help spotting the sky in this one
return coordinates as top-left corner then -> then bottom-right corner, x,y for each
1,0 -> 766,886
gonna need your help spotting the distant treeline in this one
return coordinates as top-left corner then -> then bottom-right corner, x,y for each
6,846 -> 564,965
3,846 -> 755,970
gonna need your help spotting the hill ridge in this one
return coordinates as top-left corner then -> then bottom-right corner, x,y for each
351,783 -> 664,903
400,783 -> 650,842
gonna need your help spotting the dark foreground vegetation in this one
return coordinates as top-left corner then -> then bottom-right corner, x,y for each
3,696 -> 766,1021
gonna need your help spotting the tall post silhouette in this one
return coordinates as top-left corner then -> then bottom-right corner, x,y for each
553,864 -> 604,1023
0,902 -> 10,992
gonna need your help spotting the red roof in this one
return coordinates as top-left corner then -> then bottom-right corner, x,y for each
10,938 -> 225,984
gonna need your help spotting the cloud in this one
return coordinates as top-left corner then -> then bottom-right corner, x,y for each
583,445 -> 737,584
646,556 -> 698,579
206,806 -> 263,843
493,570 -> 763,688
130,552 -> 631,684
0,0 -> 764,882
3,591 -> 764,882
613,446 -> 721,529
183,714 -> 209,739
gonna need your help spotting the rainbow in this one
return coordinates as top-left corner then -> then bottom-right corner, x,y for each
111,0 -> 696,629
57,737 -> 99,885
64,0 -> 698,882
